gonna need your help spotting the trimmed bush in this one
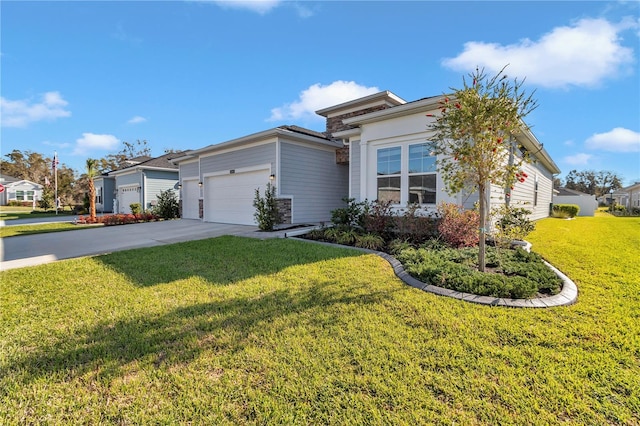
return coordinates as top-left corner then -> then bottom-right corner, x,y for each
330,197 -> 367,229
396,246 -> 561,299
253,183 -> 280,231
437,202 -> 480,248
552,204 -> 580,218
153,189 -> 180,220
130,203 -> 142,215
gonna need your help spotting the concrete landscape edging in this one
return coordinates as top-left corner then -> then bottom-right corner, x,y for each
286,233 -> 578,309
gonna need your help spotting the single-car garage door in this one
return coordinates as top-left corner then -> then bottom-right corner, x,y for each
204,169 -> 270,225
182,180 -> 200,219
119,186 -> 140,214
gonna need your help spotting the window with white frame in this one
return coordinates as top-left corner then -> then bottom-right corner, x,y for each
408,143 -> 437,204
376,143 -> 437,205
15,190 -> 34,201
377,146 -> 401,204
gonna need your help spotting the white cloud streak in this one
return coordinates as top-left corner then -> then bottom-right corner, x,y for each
442,18 -> 636,88
73,133 -> 120,156
209,0 -> 281,14
585,127 -> 640,152
268,81 -> 380,122
128,115 -> 147,124
564,153 -> 593,166
0,91 -> 71,127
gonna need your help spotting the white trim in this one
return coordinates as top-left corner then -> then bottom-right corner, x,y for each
199,139 -> 276,160
202,163 -> 272,179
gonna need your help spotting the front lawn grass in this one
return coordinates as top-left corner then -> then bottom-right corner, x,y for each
0,222 -> 102,238
1,218 -> 639,424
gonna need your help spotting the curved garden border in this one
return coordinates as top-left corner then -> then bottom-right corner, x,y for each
287,232 -> 578,308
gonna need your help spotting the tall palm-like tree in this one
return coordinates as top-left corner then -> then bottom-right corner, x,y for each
86,158 -> 98,221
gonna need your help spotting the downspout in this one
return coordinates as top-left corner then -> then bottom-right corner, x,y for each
141,169 -> 146,212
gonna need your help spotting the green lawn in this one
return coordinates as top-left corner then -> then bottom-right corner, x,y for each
1,216 -> 638,424
0,222 -> 102,238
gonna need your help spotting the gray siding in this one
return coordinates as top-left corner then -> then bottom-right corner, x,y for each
350,141 -> 360,199
200,143 -> 276,175
115,172 -> 141,187
144,170 -> 179,209
180,161 -> 199,178
280,141 -> 349,223
95,177 -> 115,212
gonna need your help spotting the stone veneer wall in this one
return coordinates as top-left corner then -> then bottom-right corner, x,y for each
276,198 -> 292,224
325,105 -> 391,135
198,199 -> 203,219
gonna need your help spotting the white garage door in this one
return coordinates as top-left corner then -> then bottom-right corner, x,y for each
205,169 -> 270,225
182,180 -> 200,219
119,186 -> 140,214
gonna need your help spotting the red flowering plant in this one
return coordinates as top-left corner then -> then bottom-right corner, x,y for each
428,66 -> 538,271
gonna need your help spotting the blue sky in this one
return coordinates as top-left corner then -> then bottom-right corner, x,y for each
2,1 -> 639,185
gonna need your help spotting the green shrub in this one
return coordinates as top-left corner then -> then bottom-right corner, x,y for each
153,189 -> 180,219
253,183 -> 280,231
493,205 -> 535,246
130,203 -> 142,215
396,246 -> 561,299
330,197 -> 367,229
354,233 -> 385,251
388,239 -> 414,255
335,228 -> 359,246
552,204 -> 579,218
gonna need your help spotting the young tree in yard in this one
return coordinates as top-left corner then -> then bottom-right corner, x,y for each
429,66 -> 537,271
86,158 -> 98,220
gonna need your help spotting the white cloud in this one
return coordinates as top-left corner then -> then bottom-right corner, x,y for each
585,127 -> 640,152
0,91 -> 71,127
564,153 -> 593,166
73,133 -> 120,156
442,18 -> 636,88
268,81 -> 380,122
210,0 -> 281,14
128,115 -> 147,124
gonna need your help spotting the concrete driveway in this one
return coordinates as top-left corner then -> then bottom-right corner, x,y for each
0,219 -> 271,271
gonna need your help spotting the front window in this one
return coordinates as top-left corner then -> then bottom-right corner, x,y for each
375,143 -> 437,205
377,147 -> 401,204
408,143 -> 437,204
16,191 -> 24,201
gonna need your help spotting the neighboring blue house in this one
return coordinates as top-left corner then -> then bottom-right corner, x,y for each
95,153 -> 184,214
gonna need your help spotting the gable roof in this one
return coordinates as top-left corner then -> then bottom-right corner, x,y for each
171,126 -> 339,163
107,152 -> 186,176
556,187 -> 592,196
0,174 -> 20,183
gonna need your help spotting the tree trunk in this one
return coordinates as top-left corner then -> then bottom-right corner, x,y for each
478,182 -> 486,272
89,180 -> 96,220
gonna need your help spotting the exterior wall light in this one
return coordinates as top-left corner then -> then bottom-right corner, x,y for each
269,174 -> 275,180
198,181 -> 203,187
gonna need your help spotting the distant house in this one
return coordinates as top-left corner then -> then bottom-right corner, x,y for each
620,182 -> 640,210
0,174 -> 44,207
172,90 -> 560,226
553,187 -> 597,216
94,153 -> 184,214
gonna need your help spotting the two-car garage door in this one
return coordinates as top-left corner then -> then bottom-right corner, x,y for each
204,169 -> 271,225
